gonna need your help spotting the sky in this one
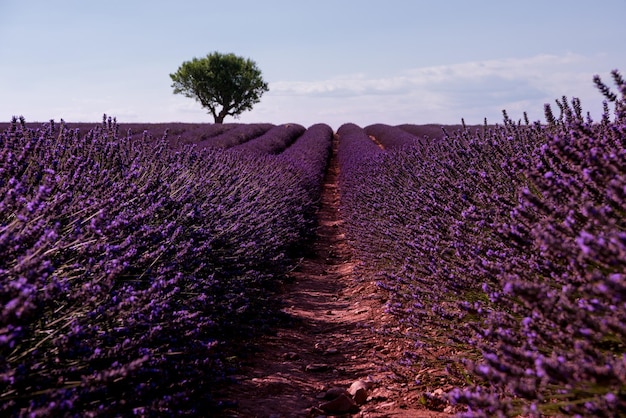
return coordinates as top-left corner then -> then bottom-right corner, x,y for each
1,0 -> 625,129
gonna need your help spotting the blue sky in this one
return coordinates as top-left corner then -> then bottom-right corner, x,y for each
1,0 -> 625,128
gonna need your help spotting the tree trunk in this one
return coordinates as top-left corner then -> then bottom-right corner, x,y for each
214,107 -> 229,124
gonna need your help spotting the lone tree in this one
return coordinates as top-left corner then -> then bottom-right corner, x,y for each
170,52 -> 269,123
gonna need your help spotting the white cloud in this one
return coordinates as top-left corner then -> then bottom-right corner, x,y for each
271,53 -> 593,97
259,53 -> 620,127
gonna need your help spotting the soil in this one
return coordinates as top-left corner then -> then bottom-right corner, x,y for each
214,135 -> 460,417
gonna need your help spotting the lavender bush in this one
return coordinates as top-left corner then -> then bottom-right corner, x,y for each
0,116 -> 326,416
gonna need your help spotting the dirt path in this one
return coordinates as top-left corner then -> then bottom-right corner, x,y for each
368,135 -> 385,150
215,135 -> 451,417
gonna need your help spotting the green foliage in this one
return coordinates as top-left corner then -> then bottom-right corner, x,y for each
170,52 -> 269,123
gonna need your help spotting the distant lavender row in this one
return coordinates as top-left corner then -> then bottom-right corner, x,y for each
195,122 -> 274,149
396,123 -> 447,140
279,123 -> 334,203
336,122 -> 382,180
337,72 -> 626,416
53,121 -> 279,151
121,122 -> 238,148
0,116 -> 329,415
230,123 -> 306,155
397,122 -> 495,141
363,123 -> 420,150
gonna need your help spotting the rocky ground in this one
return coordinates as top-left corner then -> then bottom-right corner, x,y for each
214,136 -> 463,417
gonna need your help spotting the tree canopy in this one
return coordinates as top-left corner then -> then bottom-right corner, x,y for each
170,52 -> 269,123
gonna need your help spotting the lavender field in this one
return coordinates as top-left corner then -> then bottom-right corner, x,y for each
1,71 -> 625,416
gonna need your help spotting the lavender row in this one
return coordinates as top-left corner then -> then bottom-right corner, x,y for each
396,123 -> 448,140
397,122 -> 495,142
116,122 -> 238,149
0,121 -> 240,151
229,123 -> 306,155
159,122 -> 237,149
336,123 -> 384,244
195,122 -> 275,149
338,123 -> 531,285
363,123 -> 420,150
336,122 -> 383,184
0,117 -> 325,415
279,123 -> 334,203
337,72 -> 626,416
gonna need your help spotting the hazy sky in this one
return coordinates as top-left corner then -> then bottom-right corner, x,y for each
1,0 -> 625,128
